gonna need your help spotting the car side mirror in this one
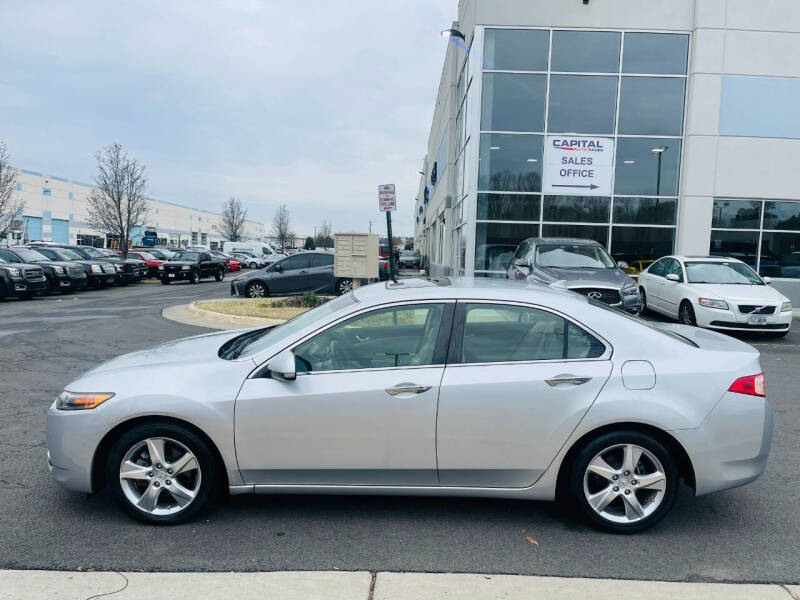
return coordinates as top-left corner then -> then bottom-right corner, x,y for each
665,273 -> 680,282
617,261 -> 629,270
513,258 -> 530,272
274,264 -> 283,272
266,349 -> 296,381
763,276 -> 772,284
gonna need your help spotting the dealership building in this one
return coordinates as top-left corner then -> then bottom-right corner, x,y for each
414,0 -> 800,302
5,168 -> 266,249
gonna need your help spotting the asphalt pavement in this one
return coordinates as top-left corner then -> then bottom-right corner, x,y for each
0,278 -> 798,584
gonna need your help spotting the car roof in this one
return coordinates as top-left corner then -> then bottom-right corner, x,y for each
523,237 -> 602,247
671,255 -> 746,263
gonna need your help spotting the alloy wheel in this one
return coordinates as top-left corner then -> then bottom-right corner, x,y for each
582,443 -> 667,525
248,282 -> 266,298
680,302 -> 696,326
119,437 -> 201,516
337,279 -> 353,295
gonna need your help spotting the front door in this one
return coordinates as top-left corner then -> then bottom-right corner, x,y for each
436,302 -> 612,488
271,254 -> 311,294
235,302 -> 453,486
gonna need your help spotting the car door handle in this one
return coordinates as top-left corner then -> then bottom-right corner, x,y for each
545,376 -> 592,387
385,384 -> 432,396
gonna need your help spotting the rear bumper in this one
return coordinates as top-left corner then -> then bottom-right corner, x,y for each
672,392 -> 773,496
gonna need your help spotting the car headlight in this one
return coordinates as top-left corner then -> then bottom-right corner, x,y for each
698,298 -> 729,310
181,265 -> 191,271
622,283 -> 638,296
91,264 -> 102,273
53,265 -> 65,274
2,266 -> 22,277
56,391 -> 114,410
114,264 -> 122,272
158,264 -> 165,270
782,301 -> 792,312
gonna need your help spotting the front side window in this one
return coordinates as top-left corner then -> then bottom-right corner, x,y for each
278,255 -> 310,271
293,304 -> 446,373
459,303 -> 605,363
648,259 -> 668,277
664,258 -> 684,281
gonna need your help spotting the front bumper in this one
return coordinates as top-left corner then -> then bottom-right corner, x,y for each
695,305 -> 793,333
230,280 -> 246,296
46,405 -> 110,493
8,275 -> 47,296
161,269 -> 193,281
672,392 -> 773,496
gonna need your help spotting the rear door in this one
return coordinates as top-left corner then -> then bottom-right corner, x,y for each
436,301 -> 612,488
307,253 -> 335,291
273,254 -> 312,294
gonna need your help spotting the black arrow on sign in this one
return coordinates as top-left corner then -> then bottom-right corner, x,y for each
552,184 -> 600,190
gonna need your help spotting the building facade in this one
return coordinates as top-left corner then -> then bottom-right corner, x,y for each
415,0 -> 800,302
6,168 -> 266,249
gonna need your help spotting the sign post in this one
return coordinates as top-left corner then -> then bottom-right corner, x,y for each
543,135 -> 614,196
378,184 -> 397,281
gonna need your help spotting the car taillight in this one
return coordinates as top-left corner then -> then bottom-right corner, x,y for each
729,373 -> 765,397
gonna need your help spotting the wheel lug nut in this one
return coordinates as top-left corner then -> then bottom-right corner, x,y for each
613,486 -> 619,492
624,489 -> 631,495
167,469 -> 173,475
156,463 -> 163,470
623,471 -> 630,476
147,471 -> 154,478
165,480 -> 172,486
612,475 -> 618,480
631,480 -> 638,485
153,481 -> 160,487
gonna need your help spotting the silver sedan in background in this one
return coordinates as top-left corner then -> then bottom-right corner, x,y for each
47,278 -> 772,533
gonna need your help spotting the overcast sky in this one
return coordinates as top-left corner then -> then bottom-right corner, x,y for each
0,0 -> 457,237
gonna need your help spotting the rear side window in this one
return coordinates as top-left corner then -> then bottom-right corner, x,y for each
459,303 -> 606,364
311,253 -> 333,267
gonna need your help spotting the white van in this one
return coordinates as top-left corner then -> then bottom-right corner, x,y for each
222,242 -> 277,258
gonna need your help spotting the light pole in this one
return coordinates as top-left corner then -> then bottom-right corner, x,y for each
651,146 -> 669,196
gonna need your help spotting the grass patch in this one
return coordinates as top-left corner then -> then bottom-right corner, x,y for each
195,299 -> 312,320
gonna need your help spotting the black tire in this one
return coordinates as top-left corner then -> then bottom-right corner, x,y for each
214,268 -> 224,282
679,300 -> 697,326
249,262 -> 257,270
336,278 -> 353,295
105,422 -> 219,525
246,280 -> 268,298
639,288 -> 649,315
189,270 -> 200,284
44,275 -> 56,295
161,277 -> 170,285
568,430 -> 679,534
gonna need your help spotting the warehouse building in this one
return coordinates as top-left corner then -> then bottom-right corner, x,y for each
414,0 -> 800,302
5,168 -> 265,249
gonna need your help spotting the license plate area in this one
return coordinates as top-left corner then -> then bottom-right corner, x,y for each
168,273 -> 175,278
748,314 -> 768,325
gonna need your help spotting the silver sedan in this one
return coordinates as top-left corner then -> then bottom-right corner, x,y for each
47,278 -> 772,532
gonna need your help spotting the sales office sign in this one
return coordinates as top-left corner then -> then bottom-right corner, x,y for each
543,135 -> 614,196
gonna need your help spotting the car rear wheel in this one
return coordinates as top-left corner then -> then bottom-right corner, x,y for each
569,431 -> 678,533
679,300 -> 697,326
215,268 -> 224,282
246,281 -> 268,298
336,278 -> 353,295
249,262 -> 257,269
106,423 -> 218,525
190,270 -> 200,284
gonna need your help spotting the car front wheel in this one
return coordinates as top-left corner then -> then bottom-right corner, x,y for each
639,288 -> 649,315
336,278 -> 353,295
679,300 -> 697,326
569,431 -> 678,533
215,268 -> 224,282
190,270 -> 200,284
246,281 -> 268,298
106,423 -> 219,525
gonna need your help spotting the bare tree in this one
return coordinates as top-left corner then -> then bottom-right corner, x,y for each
86,143 -> 148,258
271,203 -> 294,249
314,220 -> 333,249
0,142 -> 23,243
219,196 -> 248,241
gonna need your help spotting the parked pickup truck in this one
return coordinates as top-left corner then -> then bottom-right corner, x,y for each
158,250 -> 227,284
0,257 -> 47,300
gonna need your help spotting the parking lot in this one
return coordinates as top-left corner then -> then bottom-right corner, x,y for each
0,279 -> 798,584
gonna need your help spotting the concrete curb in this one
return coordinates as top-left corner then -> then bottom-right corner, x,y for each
186,300 -> 286,328
0,571 -> 795,600
161,302 -> 285,331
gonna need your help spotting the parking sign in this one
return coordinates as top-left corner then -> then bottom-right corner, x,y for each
378,184 -> 396,212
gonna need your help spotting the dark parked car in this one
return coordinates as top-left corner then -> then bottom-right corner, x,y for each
29,244 -> 146,285
29,246 -> 116,289
159,250 -> 227,284
0,247 -> 87,294
230,251 -> 352,298
0,257 -> 47,300
507,237 -> 641,314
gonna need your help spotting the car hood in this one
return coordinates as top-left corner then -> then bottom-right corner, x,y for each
689,283 -> 787,303
533,266 -> 634,288
162,260 -> 196,267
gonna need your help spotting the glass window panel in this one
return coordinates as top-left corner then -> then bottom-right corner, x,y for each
760,232 -> 800,278
475,222 -> 540,271
543,196 -> 610,223
613,197 -> 677,225
541,224 -> 609,247
548,75 -> 618,134
618,77 -> 686,136
481,73 -> 547,132
712,199 -> 762,229
478,133 -> 543,192
623,33 -> 689,75
551,30 -> 621,73
763,201 -> 800,231
477,193 -> 540,221
610,226 -> 675,264
614,138 -> 681,196
484,28 -> 549,71
709,230 -> 759,267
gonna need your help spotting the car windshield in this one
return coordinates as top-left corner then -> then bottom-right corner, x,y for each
55,248 -> 82,260
137,252 -> 156,260
13,248 -> 49,261
535,244 -> 616,269
225,293 -> 358,360
171,252 -> 200,261
401,251 -> 415,256
685,261 -> 764,285
78,246 -> 106,258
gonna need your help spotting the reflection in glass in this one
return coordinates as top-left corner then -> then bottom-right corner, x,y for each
763,201 -> 800,231
477,193 -> 540,221
478,133 -> 543,192
760,232 -> 800,278
709,230 -> 759,267
551,30 -> 620,73
481,73 -> 547,132
614,138 -> 681,196
548,75 -> 618,134
475,222 -> 540,271
623,33 -> 689,75
712,199 -> 762,229
618,77 -> 686,136
613,197 -> 677,225
543,196 -> 610,223
484,28 -> 549,71
541,224 -> 609,246
610,227 -> 675,263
